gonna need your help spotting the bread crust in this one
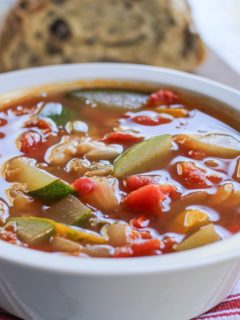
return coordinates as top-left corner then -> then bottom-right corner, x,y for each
0,0 -> 205,72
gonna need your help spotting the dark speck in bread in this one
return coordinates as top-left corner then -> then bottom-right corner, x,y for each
50,19 -> 71,40
182,27 -> 196,57
19,0 -> 28,9
84,38 -> 96,46
35,31 -> 43,39
46,43 -> 63,55
47,11 -> 55,17
53,0 -> 66,4
124,1 -> 134,9
63,58 -> 73,64
29,54 -> 40,65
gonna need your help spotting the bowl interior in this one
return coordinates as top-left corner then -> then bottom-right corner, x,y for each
0,63 -> 239,274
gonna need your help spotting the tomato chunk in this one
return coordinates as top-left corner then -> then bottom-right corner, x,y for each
132,115 -> 171,126
125,175 -> 160,191
72,177 -> 96,196
114,239 -> 161,257
124,184 -> 165,215
130,216 -> 150,228
174,162 -> 213,189
131,239 -> 161,256
124,184 -> 176,216
162,237 -> 177,254
146,89 -> 179,107
102,131 -> 143,144
24,118 -> 52,131
19,131 -> 42,154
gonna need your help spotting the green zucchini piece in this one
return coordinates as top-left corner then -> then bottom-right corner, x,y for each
9,157 -> 74,203
29,180 -> 75,203
7,217 -> 55,246
39,102 -> 74,126
68,89 -> 148,111
114,134 -> 172,178
47,194 -> 92,226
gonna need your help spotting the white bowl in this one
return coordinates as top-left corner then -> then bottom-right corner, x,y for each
0,64 -> 239,320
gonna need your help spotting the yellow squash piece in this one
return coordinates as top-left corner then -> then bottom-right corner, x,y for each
175,224 -> 220,252
156,107 -> 188,118
171,209 -> 209,233
55,223 -> 106,244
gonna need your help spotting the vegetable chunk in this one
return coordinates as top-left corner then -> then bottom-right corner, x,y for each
114,135 -> 172,178
175,224 -> 220,251
6,217 -> 55,246
178,133 -> 240,158
68,89 -> 148,111
4,157 -> 74,203
47,195 -> 92,226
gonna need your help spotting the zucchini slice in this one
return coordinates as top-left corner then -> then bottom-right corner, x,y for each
7,217 -> 55,246
114,134 -> 172,178
7,216 -> 105,246
39,102 -> 74,126
47,194 -> 92,226
68,89 -> 148,111
9,157 -> 74,203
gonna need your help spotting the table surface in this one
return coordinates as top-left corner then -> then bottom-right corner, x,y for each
197,50 -> 240,90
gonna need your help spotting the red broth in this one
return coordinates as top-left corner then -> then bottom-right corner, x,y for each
0,85 -> 239,258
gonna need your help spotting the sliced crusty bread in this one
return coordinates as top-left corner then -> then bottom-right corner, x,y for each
0,0 -> 205,72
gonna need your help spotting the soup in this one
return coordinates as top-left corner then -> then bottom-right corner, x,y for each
0,84 -> 239,258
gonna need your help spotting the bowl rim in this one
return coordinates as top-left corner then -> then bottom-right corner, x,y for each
0,62 -> 239,276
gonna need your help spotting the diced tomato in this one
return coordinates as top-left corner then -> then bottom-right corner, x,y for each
114,247 -> 133,258
24,118 -> 52,132
146,89 -> 179,108
140,230 -> 152,239
130,216 -> 150,228
162,237 -> 176,254
228,224 -> 240,234
72,177 -> 96,196
12,105 -> 35,116
188,150 -> 206,160
132,115 -> 171,126
102,131 -> 143,144
176,162 -> 211,189
121,113 -> 131,119
158,184 -> 180,200
19,131 -> 42,154
125,175 -> 159,191
0,118 -> 7,127
1,228 -> 20,246
207,175 -> 223,184
124,184 -> 166,216
114,239 -> 161,257
131,239 -> 161,256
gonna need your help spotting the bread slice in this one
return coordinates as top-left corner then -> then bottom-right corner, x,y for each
0,0 -> 205,72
